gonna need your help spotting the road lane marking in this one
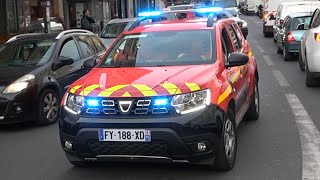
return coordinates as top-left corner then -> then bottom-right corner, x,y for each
263,55 -> 274,66
273,70 -> 290,87
256,44 -> 265,53
285,94 -> 320,180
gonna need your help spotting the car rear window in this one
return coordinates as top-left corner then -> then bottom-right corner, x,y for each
100,30 -> 216,67
100,22 -> 132,38
291,16 -> 312,30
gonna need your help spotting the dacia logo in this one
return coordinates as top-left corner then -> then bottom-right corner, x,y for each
118,100 -> 133,114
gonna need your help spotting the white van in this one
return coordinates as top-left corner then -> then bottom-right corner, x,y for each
273,1 -> 320,41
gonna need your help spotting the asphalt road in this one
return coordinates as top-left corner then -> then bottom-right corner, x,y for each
1,15 -> 320,180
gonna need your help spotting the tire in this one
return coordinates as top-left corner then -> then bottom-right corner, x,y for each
245,80 -> 259,121
298,49 -> 305,71
37,89 -> 59,125
306,64 -> 318,87
283,46 -> 291,61
213,108 -> 237,171
65,152 -> 89,167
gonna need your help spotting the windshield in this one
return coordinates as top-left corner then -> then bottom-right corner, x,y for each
291,16 -> 312,30
0,38 -> 56,67
100,30 -> 215,68
100,22 -> 133,38
213,0 -> 237,8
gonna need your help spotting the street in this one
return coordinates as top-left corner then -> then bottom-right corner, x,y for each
1,15 -> 320,180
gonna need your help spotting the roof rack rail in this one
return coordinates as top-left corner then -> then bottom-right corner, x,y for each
56,29 -> 93,39
6,33 -> 44,43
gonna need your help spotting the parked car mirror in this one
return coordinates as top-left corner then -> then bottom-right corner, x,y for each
52,56 -> 74,71
83,58 -> 97,69
225,52 -> 249,68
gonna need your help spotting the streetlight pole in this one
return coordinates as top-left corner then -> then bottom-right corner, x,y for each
43,0 -> 51,33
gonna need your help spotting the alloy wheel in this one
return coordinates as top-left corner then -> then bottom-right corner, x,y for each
43,93 -> 58,121
224,119 -> 235,160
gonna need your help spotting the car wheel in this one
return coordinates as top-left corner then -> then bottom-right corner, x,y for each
306,64 -> 318,87
245,79 -> 259,121
37,89 -> 59,125
65,152 -> 89,167
283,46 -> 291,61
213,108 -> 237,171
298,49 -> 305,71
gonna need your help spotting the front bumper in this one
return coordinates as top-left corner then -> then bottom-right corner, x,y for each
59,104 -> 225,164
0,88 -> 37,124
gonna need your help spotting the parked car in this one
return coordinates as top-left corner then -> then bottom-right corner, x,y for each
273,1 -> 320,42
299,8 -> 320,87
26,17 -> 65,33
0,30 -> 106,125
99,18 -> 137,49
276,12 -> 312,61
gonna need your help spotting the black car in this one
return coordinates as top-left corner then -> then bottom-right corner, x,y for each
0,30 -> 105,125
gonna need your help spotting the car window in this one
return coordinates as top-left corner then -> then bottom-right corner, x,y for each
0,38 -> 56,67
310,10 -> 319,28
227,25 -> 241,51
282,17 -> 289,29
291,16 -> 312,30
75,36 -> 96,58
100,22 -> 129,38
284,18 -> 291,29
90,36 -> 106,52
233,23 -> 243,44
311,11 -> 320,28
59,38 -> 80,61
221,28 -> 234,63
100,30 -> 215,67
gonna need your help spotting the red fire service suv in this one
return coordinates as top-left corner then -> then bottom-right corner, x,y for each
59,7 -> 259,171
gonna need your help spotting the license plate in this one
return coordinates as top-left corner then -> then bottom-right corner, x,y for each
99,129 -> 151,142
266,20 -> 275,25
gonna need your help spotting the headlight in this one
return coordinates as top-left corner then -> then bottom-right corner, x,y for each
241,20 -> 248,28
64,93 -> 85,115
2,74 -> 35,94
171,89 -> 211,114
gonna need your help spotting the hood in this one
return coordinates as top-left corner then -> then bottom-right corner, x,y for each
291,30 -> 306,42
70,65 -> 216,98
225,7 -> 239,17
0,66 -> 37,86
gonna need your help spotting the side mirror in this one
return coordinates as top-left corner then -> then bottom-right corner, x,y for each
225,52 -> 249,68
83,58 -> 97,69
53,56 -> 74,70
297,23 -> 307,30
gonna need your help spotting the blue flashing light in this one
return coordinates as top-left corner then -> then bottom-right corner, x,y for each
87,99 -> 99,107
138,11 -> 162,17
154,99 -> 168,106
196,7 -> 223,13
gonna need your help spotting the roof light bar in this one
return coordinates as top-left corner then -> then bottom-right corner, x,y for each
138,11 -> 162,17
195,7 -> 223,13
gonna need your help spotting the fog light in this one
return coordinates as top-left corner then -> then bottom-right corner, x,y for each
14,106 -> 22,114
197,142 -> 207,152
65,141 -> 73,150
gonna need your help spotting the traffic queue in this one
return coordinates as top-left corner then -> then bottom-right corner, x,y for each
0,5 -> 257,171
253,0 -> 320,87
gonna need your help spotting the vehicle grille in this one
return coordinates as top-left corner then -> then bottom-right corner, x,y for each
83,97 -> 175,117
87,140 -> 169,157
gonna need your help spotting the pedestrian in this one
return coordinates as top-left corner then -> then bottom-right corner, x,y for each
81,9 -> 95,32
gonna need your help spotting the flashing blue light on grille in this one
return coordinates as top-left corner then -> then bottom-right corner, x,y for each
154,99 -> 168,106
196,7 -> 223,13
138,11 -> 162,17
87,99 -> 99,107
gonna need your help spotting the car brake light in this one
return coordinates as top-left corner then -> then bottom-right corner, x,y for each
287,32 -> 295,42
314,33 -> 320,42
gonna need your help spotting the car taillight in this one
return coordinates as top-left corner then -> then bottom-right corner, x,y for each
314,33 -> 320,42
287,32 -> 295,42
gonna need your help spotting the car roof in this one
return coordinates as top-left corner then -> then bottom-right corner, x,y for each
108,18 -> 138,24
288,12 -> 313,18
125,18 -> 231,34
281,1 -> 320,6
